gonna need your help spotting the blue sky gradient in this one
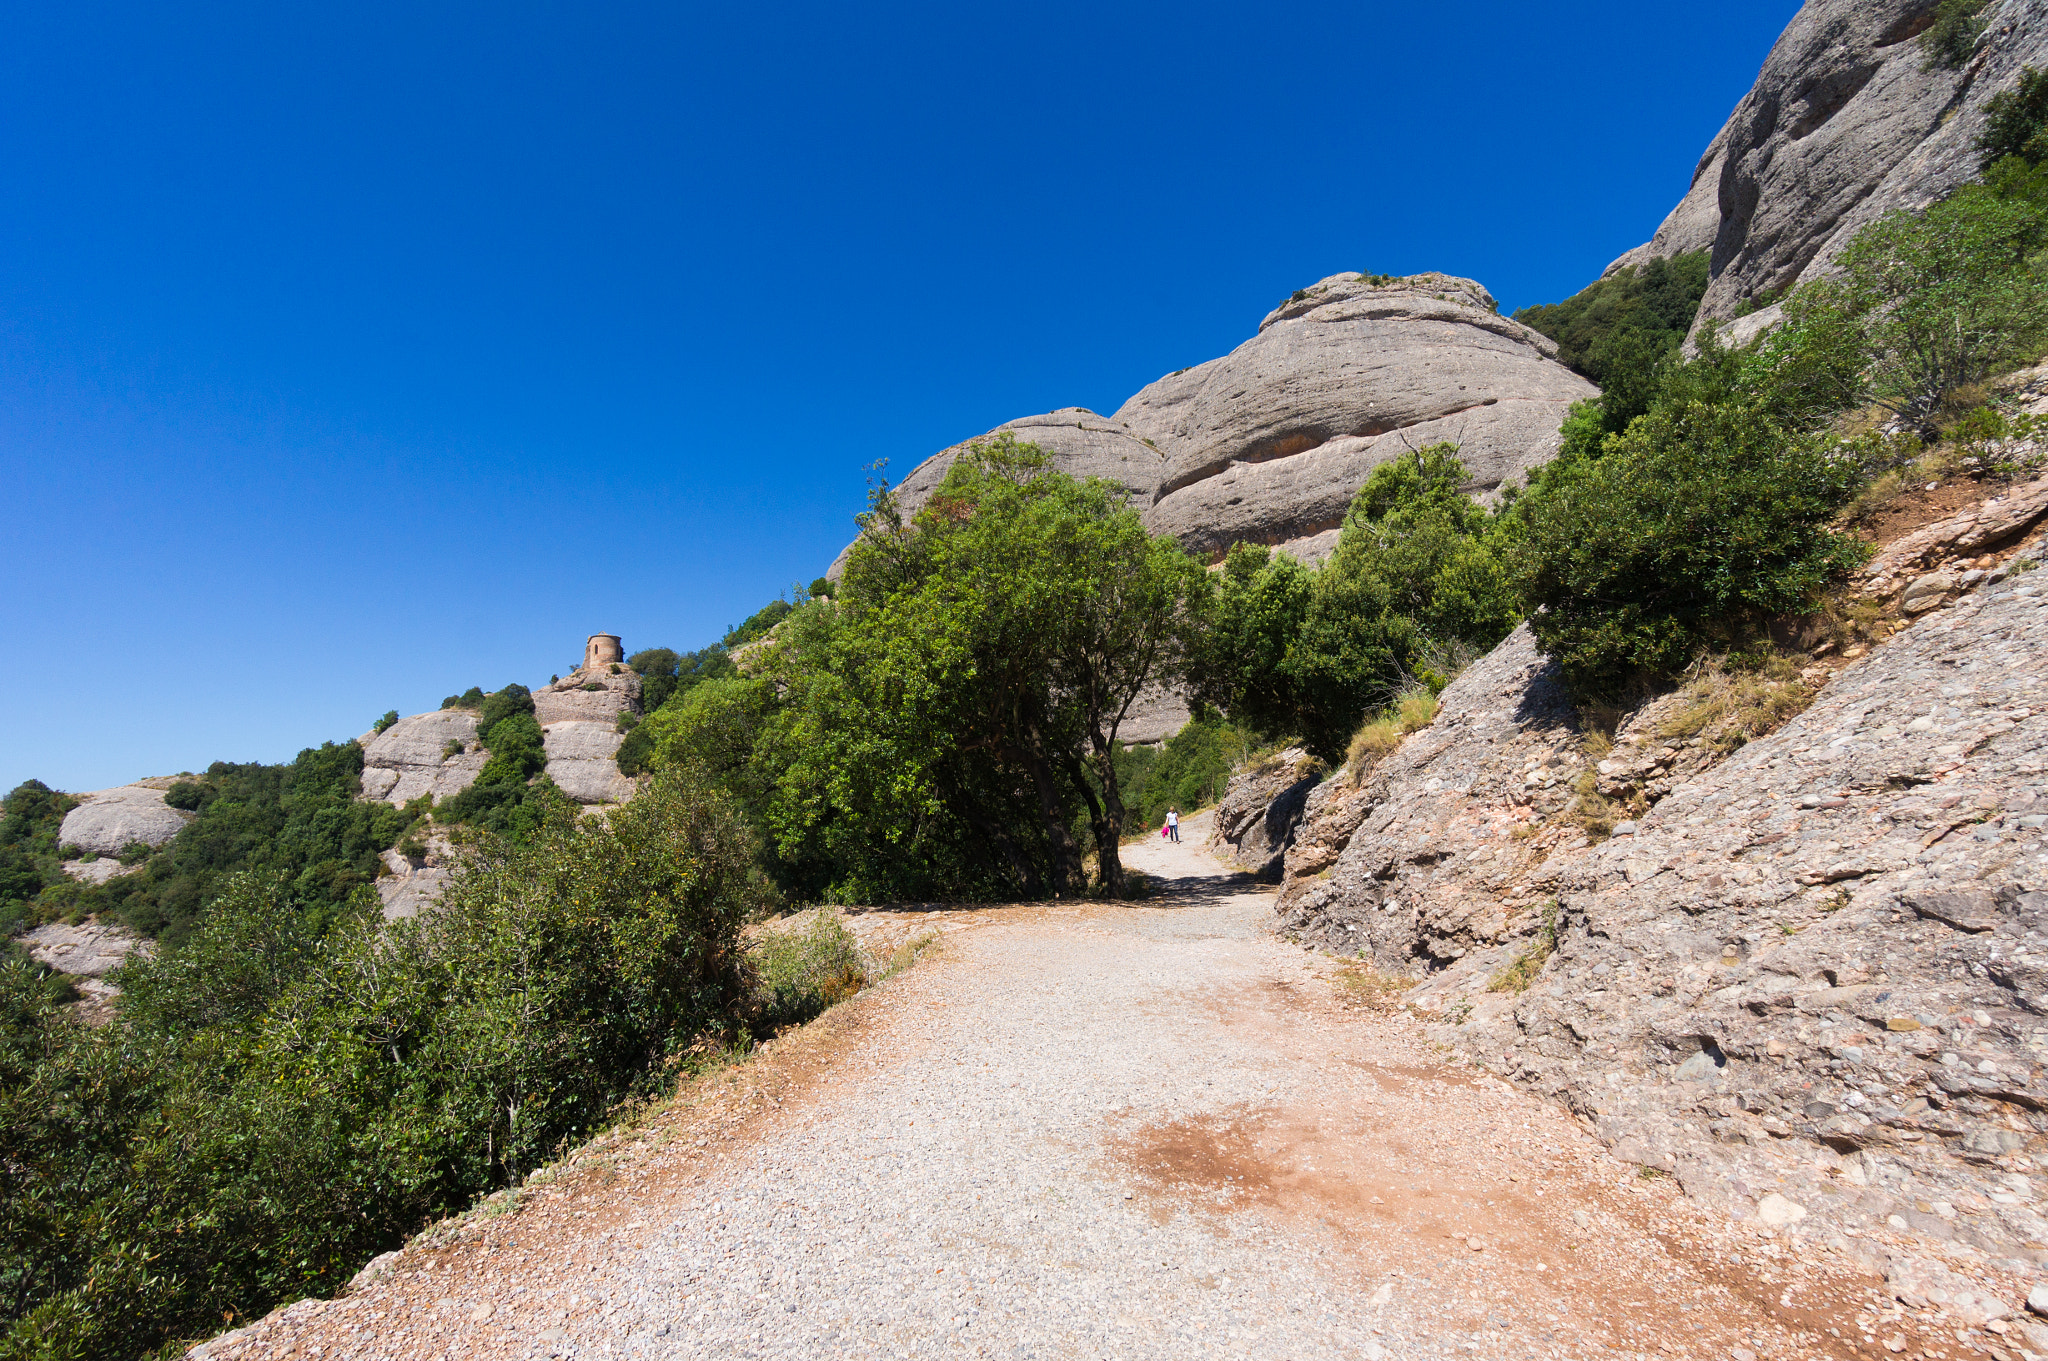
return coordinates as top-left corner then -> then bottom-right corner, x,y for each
2,0 -> 1799,792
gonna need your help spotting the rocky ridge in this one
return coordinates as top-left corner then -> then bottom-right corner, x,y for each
831,272 -> 1596,576
1611,0 -> 2048,335
56,781 -> 191,859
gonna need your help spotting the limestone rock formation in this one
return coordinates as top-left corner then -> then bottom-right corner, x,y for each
1210,749 -> 1322,882
1273,625 -> 1591,966
1610,0 -> 2048,333
57,785 -> 191,857
376,830 -> 457,922
533,666 -> 640,727
542,720 -> 634,804
359,710 -> 486,806
1125,274 -> 1595,560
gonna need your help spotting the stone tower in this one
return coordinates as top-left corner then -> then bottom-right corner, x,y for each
582,633 -> 623,673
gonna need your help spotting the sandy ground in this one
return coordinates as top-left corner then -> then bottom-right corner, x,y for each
195,811 -> 1950,1361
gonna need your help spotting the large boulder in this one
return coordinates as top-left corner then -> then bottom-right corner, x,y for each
533,668 -> 641,726
1610,0 -> 2048,333
1125,273 -> 1596,562
827,272 -> 1596,581
58,786 -> 191,856
1211,749 -> 1322,882
542,720 -> 634,805
359,711 -> 486,806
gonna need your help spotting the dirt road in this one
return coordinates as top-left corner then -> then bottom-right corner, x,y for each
199,812 -> 1929,1361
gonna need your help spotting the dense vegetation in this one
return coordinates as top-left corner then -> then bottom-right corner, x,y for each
0,772 -> 763,1360
1513,251 -> 1711,431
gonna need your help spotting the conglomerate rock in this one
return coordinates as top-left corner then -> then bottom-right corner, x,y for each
1609,0 -> 2048,334
828,272 -> 1596,580
56,785 -> 191,857
1209,748 -> 1322,882
359,710 -> 486,806
1125,274 -> 1595,560
1276,514 -> 2048,1265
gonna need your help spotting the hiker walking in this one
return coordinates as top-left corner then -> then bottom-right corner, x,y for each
1166,808 -> 1180,843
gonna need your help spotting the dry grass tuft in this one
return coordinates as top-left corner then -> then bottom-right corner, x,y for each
1487,900 -> 1560,993
1342,688 -> 1441,781
1336,960 -> 1414,1011
1656,659 -> 1813,756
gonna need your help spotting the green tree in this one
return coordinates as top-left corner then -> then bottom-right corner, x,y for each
1771,188 -> 2048,430
1512,251 -> 1711,430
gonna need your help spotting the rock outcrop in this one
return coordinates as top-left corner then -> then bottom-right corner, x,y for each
376,831 -> 457,922
57,785 -> 191,857
22,919 -> 152,1021
1126,274 -> 1597,560
1277,503 -> 2048,1265
826,410 -> 1170,577
829,273 -> 1597,581
535,666 -> 641,804
359,711 -> 486,806
1210,749 -> 1322,882
1611,0 -> 2048,333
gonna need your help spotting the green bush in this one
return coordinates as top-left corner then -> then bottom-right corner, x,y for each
0,768 -> 762,1361
1770,187 -> 2048,429
750,911 -> 865,1030
163,780 -> 208,812
723,599 -> 793,649
440,686 -> 485,711
372,710 -> 399,735
1509,346 -> 1871,697
1924,0 -> 1989,70
1513,251 -> 1710,430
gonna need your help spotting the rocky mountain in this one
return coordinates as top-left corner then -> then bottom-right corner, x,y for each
833,272 -> 1596,574
1246,462 -> 2048,1268
1610,0 -> 2048,335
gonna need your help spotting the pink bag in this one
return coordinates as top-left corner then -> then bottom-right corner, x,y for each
1160,825 -> 1168,838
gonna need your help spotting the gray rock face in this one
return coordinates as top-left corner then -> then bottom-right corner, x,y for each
1274,625 -> 1591,966
1125,274 -> 1596,558
1281,514 -> 2048,1262
1211,750 -> 1322,882
533,668 -> 641,726
58,786 -> 191,857
360,710 -> 486,806
543,721 -> 634,805
376,831 -> 457,922
1614,0 -> 2048,333
23,919 -> 154,1022
828,272 -> 1596,586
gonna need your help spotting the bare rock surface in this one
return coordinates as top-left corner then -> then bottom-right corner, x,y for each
1275,625 -> 1593,968
360,710 -> 485,806
57,785 -> 190,856
827,272 -> 1595,589
1114,682 -> 1192,746
22,918 -> 153,1020
1211,748 -> 1322,882
534,668 -> 641,727
1613,0 -> 2048,333
194,836 -> 1944,1361
377,831 -> 459,922
1125,273 -> 1596,558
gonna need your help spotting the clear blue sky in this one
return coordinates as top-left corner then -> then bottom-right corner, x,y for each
2,0 -> 1798,794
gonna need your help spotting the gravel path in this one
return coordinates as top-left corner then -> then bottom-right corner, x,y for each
201,812 -> 1924,1361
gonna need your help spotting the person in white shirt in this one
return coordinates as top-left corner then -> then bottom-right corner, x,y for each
1165,808 -> 1180,843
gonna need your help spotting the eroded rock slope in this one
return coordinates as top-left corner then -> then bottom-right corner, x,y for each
1273,500 -> 2048,1266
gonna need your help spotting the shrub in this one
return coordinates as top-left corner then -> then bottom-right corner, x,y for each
0,768 -> 763,1361
750,911 -> 865,1029
442,738 -> 464,759
1924,0 -> 1989,71
1981,67 -> 2048,167
1510,360 -> 1870,698
441,686 -> 485,711
1772,188 -> 2048,430
1342,687 -> 1440,777
162,780 -> 209,812
372,710 -> 399,735
723,599 -> 793,649
476,683 -> 534,734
